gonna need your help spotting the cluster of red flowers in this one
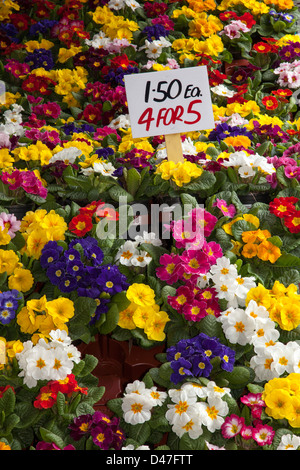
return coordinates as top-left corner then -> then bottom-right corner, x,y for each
68,200 -> 119,237
33,373 -> 88,409
269,196 -> 300,233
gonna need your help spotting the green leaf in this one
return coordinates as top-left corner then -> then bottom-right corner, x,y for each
218,366 -> 254,389
108,185 -> 134,203
231,219 -> 258,241
0,387 -> 16,415
99,302 -> 119,334
39,427 -> 66,450
126,168 -> 142,197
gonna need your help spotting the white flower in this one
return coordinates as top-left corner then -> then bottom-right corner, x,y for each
122,444 -> 150,450
131,251 -> 152,267
205,381 -> 231,399
198,395 -> 228,433
115,240 -> 139,265
249,347 -> 277,382
210,256 -> 238,282
23,344 -> 52,382
166,389 -> 198,427
124,379 -> 147,396
238,165 -> 255,178
135,231 -> 162,246
270,343 -> 296,377
93,161 -> 117,178
180,382 -> 208,399
277,433 -> 300,450
49,329 -> 72,346
234,276 -> 256,305
124,0 -> 141,9
211,84 -> 236,98
65,344 -> 82,364
122,392 -> 153,424
171,403 -> 204,439
220,307 -> 256,345
50,147 -> 82,164
48,346 -> 74,381
108,114 -> 131,129
145,386 -> 168,407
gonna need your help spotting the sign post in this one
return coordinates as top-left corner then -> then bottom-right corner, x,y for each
124,66 -> 215,163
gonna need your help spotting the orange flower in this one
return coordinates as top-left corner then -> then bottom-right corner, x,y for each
257,240 -> 281,264
242,243 -> 258,258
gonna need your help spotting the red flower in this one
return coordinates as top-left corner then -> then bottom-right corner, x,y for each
253,42 -> 273,54
79,200 -> 105,216
209,69 -> 227,87
283,209 -> 300,233
49,374 -> 88,396
261,95 -> 279,110
81,104 -> 102,124
269,197 -> 298,218
34,385 -> 57,409
96,206 -> 119,221
69,213 -> 93,236
272,89 -> 293,98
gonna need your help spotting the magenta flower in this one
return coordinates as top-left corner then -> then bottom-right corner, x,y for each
252,423 -> 275,446
181,249 -> 211,276
221,414 -> 245,439
182,299 -> 207,321
156,253 -> 184,284
213,198 -> 236,218
240,425 -> 253,440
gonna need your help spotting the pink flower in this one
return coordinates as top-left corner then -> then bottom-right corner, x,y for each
202,240 -> 223,265
252,424 -> 275,446
181,249 -> 211,276
213,198 -> 236,218
1,170 -> 22,190
240,425 -> 253,440
0,212 -> 21,238
0,132 -> 11,149
240,393 -> 265,408
221,414 -> 245,439
168,285 -> 194,313
188,207 -> 217,237
156,253 -> 184,284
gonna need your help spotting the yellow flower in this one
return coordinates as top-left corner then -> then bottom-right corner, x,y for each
0,226 -> 11,246
57,46 -> 82,63
132,305 -> 152,329
8,267 -> 34,292
241,243 -> 258,259
276,297 -> 300,331
17,305 -> 44,334
187,0 -> 217,13
144,310 -> 170,342
24,39 -> 54,52
25,228 -> 49,259
45,298 -> 75,325
39,210 -> 68,242
246,284 -> 272,310
118,302 -> 138,330
155,160 -> 178,180
188,13 -> 223,38
0,250 -> 20,275
0,149 -> 14,169
126,283 -> 156,307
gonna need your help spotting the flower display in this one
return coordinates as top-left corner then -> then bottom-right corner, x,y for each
1,0 -> 300,453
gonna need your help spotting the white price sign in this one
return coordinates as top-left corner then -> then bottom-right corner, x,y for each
124,66 -> 215,139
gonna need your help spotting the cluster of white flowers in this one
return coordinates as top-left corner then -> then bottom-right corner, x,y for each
85,32 -> 135,54
198,256 -> 257,308
0,103 -> 24,137
108,0 -> 141,10
139,37 -> 172,59
203,258 -> 300,383
166,381 -> 231,438
274,60 -> 300,89
156,136 -> 198,162
221,150 -> 276,178
16,330 -> 81,388
115,232 -> 161,267
121,380 -> 167,425
81,160 -> 118,177
250,340 -> 300,383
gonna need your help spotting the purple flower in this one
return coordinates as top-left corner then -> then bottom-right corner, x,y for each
69,414 -> 94,441
170,357 -> 193,384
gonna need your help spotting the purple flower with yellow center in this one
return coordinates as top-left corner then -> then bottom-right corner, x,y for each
46,261 -> 66,284
191,353 -> 212,378
220,345 -> 235,372
91,423 -> 114,450
69,414 -> 94,441
170,357 -> 193,384
0,308 -> 16,325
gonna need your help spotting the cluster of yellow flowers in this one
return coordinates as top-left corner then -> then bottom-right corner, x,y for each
16,295 -> 75,344
246,280 -> 300,331
118,283 -> 170,342
223,214 -> 282,264
171,35 -> 224,62
155,159 -> 203,187
90,5 -> 139,42
0,336 -> 23,371
20,209 -> 68,259
0,249 -> 33,293
217,0 -> 270,16
262,374 -> 300,428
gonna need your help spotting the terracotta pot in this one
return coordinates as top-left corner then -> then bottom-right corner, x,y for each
78,335 -> 165,415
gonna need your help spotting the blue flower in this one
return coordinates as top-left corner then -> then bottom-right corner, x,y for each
170,357 -> 193,384
0,308 -> 16,325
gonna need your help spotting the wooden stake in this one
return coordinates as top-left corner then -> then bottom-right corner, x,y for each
165,133 -> 184,163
